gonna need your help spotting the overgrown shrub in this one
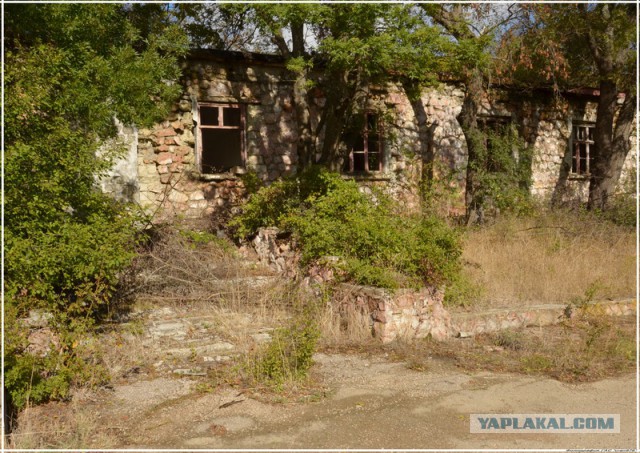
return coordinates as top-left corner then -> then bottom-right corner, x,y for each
5,3 -> 186,411
4,306 -> 109,413
232,167 -> 463,289
468,123 -> 534,218
228,166 -> 340,238
597,191 -> 637,228
5,206 -> 139,412
6,209 -> 139,322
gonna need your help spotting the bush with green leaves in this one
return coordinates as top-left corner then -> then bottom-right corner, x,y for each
593,168 -> 637,228
5,3 -> 187,410
232,167 -> 463,290
467,123 -> 534,218
599,194 -> 637,228
229,166 -> 343,238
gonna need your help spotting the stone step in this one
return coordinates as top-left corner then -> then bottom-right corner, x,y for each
163,341 -> 236,359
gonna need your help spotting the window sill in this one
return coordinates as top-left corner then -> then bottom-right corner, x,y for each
568,174 -> 591,181
342,173 -> 391,182
197,167 -> 246,181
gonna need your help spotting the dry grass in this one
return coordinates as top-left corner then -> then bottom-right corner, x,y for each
132,225 -> 275,305
128,225 -> 298,343
7,398 -> 118,449
80,226 -> 307,405
388,313 -> 636,383
460,210 -> 636,310
134,226 -> 377,348
317,301 -> 375,350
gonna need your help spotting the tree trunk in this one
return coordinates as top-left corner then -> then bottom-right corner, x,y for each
287,22 -> 316,172
318,99 -> 350,171
457,71 -> 485,224
401,80 -> 435,203
293,74 -> 315,172
317,70 -> 357,170
588,89 -> 636,210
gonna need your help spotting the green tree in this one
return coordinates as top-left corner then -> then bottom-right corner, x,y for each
500,4 -> 636,211
420,4 -> 526,222
182,4 -> 445,171
4,3 -> 187,408
559,4 -> 635,211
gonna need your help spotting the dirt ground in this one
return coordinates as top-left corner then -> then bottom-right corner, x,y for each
16,350 -> 635,450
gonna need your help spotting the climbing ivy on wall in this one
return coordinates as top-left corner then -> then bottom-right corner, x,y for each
466,123 -> 533,219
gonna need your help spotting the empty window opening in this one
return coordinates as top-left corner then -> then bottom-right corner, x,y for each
478,116 -> 513,172
478,116 -> 510,134
345,112 -> 382,173
198,104 -> 244,173
571,124 -> 595,175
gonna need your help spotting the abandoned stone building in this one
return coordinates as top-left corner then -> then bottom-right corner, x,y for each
101,49 -> 637,222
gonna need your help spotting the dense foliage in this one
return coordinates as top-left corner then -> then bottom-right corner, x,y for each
5,4 -> 187,409
468,124 -> 534,218
501,4 -> 637,211
231,168 -> 463,290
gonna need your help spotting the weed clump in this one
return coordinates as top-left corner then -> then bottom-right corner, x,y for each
243,302 -> 320,389
231,167 -> 463,290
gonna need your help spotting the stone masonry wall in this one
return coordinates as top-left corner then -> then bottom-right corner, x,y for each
136,55 -> 303,222
333,284 -> 451,343
100,51 -> 636,221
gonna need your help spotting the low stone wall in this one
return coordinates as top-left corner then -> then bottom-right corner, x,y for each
249,227 -> 636,343
330,290 -> 635,343
249,228 -> 452,342
450,299 -> 636,337
333,284 -> 451,342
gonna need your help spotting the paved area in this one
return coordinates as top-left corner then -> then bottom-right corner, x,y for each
98,353 -> 635,450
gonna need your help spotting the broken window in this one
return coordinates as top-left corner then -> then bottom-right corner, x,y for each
571,124 -> 595,176
344,112 -> 382,173
478,116 -> 513,172
197,104 -> 245,173
478,116 -> 511,134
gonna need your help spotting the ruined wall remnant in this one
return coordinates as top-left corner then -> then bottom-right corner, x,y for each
250,227 -> 299,276
98,122 -> 140,203
333,284 -> 452,342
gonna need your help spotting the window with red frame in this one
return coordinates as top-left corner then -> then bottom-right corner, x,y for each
197,104 -> 245,173
571,124 -> 595,176
344,112 -> 382,173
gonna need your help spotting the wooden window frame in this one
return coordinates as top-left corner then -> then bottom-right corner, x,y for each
570,123 -> 595,176
346,112 -> 383,173
197,103 -> 246,174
